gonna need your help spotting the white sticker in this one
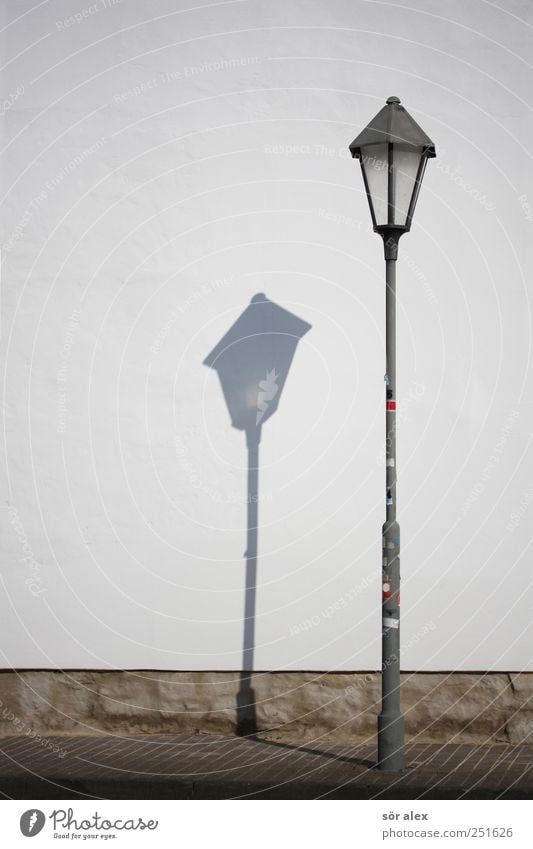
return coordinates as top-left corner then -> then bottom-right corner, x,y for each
383,617 -> 399,629
386,458 -> 395,467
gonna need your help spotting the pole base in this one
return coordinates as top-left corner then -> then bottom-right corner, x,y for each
377,712 -> 405,771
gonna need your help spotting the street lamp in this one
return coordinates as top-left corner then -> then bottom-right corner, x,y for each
349,96 -> 436,771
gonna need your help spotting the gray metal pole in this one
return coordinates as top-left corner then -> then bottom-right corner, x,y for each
377,251 -> 405,771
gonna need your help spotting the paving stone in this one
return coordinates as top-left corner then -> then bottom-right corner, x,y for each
0,734 -> 530,799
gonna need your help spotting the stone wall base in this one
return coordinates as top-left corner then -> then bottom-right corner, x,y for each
0,671 -> 530,744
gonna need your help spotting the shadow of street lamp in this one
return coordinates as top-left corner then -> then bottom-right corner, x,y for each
203,293 -> 311,735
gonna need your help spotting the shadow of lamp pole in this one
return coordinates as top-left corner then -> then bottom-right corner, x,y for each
203,293 -> 311,735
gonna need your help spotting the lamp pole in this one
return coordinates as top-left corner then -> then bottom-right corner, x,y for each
379,232 -> 404,771
349,96 -> 436,771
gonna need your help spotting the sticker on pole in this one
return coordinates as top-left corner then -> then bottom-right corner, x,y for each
386,400 -> 396,411
383,617 -> 399,629
382,580 -> 393,600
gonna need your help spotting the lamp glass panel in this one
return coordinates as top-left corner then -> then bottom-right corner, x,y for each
406,156 -> 427,224
392,146 -> 424,225
360,143 -> 388,225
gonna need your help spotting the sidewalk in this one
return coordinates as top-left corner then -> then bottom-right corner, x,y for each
0,734 -> 530,799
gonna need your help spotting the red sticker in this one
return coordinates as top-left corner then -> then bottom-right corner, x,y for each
382,580 -> 393,600
386,400 -> 396,411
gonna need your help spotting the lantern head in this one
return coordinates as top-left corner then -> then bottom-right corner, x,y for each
349,96 -> 435,255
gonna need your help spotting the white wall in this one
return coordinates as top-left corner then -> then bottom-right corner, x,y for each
0,0 -> 531,670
